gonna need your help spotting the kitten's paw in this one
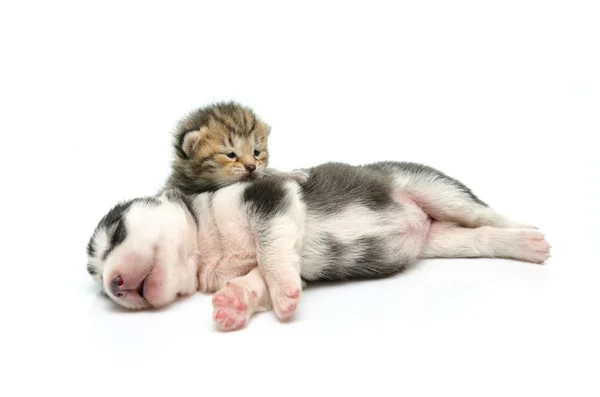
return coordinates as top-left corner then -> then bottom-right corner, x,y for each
288,169 -> 310,184
270,280 -> 301,321
212,283 -> 251,331
515,230 -> 551,264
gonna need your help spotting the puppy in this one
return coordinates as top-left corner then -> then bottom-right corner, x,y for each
86,161 -> 550,331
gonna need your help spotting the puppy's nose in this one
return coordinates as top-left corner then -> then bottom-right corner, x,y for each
111,275 -> 125,297
245,164 -> 256,173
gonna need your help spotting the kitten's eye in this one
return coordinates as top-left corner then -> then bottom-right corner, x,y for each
226,152 -> 237,159
253,150 -> 260,157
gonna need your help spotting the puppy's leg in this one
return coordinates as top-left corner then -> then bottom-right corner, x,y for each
420,221 -> 551,264
212,267 -> 272,331
254,214 -> 303,321
244,179 -> 305,321
393,172 -> 535,229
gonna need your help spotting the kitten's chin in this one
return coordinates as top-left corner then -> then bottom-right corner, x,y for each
237,173 -> 259,182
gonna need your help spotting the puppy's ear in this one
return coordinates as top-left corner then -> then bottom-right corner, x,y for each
179,128 -> 206,158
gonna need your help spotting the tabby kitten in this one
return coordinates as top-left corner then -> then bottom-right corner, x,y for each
163,101 -> 305,194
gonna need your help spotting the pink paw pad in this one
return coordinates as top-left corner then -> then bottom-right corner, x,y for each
212,284 -> 250,332
215,309 -> 226,320
285,287 -> 300,299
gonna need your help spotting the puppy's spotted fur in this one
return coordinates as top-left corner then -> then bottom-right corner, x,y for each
86,161 -> 550,331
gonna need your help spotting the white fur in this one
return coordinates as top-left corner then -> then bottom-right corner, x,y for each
196,184 -> 258,293
102,199 -> 198,309
421,222 -> 550,263
87,228 -> 110,283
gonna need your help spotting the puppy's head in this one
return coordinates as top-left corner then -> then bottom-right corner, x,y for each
86,191 -> 199,309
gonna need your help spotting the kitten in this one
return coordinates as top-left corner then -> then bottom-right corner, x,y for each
163,101 -> 306,194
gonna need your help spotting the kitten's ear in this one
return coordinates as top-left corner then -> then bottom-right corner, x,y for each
179,128 -> 206,158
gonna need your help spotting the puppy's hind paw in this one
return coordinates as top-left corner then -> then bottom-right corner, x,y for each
516,230 -> 551,264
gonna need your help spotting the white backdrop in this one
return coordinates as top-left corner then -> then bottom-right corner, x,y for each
1,1 -> 598,396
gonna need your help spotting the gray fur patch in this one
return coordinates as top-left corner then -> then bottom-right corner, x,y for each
311,233 -> 408,281
300,162 -> 395,215
242,178 -> 290,219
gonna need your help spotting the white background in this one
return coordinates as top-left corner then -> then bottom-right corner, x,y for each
1,1 -> 598,396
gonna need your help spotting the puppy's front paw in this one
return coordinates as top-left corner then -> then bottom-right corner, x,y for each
212,283 -> 252,331
269,277 -> 301,322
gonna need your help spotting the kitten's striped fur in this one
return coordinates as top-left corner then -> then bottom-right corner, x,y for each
164,101 -> 272,194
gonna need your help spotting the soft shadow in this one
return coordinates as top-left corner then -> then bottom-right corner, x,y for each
302,262 -> 422,291
101,290 -> 198,314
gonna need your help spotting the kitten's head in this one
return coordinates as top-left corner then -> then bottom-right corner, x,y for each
168,101 -> 271,193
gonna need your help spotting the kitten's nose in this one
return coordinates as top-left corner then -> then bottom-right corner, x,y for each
111,275 -> 125,297
245,164 -> 256,173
